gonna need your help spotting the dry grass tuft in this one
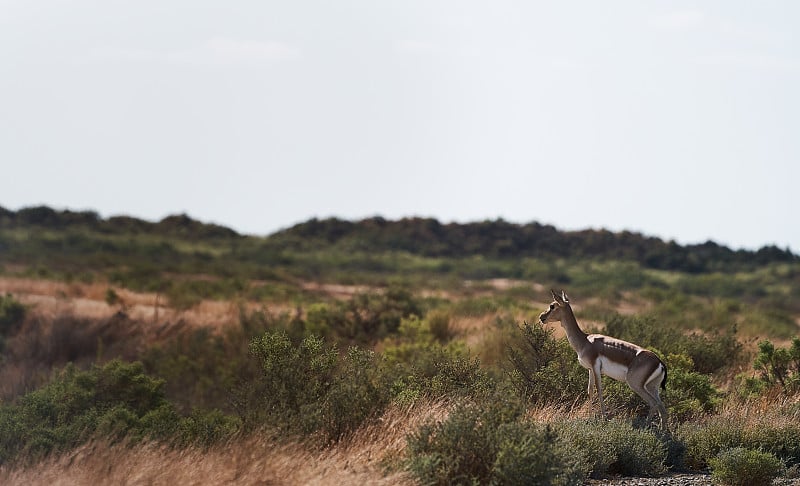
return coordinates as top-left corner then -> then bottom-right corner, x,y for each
716,392 -> 800,425
0,400 -> 452,486
525,400 -> 598,423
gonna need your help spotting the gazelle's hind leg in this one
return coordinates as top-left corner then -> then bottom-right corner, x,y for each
628,380 -> 661,424
630,374 -> 667,429
644,374 -> 668,429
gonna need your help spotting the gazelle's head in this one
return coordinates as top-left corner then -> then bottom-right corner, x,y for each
538,289 -> 570,324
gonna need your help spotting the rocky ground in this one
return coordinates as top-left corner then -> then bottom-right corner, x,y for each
588,473 -> 800,485
586,474 -> 712,485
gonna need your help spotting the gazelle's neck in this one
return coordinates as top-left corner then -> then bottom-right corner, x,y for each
560,304 -> 589,350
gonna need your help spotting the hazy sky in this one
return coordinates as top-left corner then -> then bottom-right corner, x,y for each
2,1 -> 799,251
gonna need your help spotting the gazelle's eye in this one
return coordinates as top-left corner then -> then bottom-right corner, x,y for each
549,304 -> 555,310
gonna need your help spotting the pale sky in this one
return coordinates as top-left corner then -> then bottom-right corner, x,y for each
2,1 -> 799,252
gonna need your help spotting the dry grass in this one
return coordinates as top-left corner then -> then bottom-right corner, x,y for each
715,392 -> 800,425
0,276 -> 239,330
524,399 -> 600,423
0,310 -> 147,399
0,401 -> 451,486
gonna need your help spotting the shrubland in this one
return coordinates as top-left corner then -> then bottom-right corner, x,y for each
1,206 -> 800,484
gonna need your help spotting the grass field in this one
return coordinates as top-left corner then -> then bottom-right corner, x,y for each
1,208 -> 799,485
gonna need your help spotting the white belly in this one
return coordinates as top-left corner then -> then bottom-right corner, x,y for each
598,356 -> 629,382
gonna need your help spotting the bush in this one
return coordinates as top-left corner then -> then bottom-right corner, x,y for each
492,422 -> 587,486
604,314 -> 741,375
555,418 -> 667,478
0,360 -> 180,464
318,346 -> 388,441
663,353 -> 722,420
0,294 -> 25,337
710,447 -> 784,486
238,330 -> 389,442
382,316 -> 493,403
142,325 -> 261,415
174,409 -> 241,447
678,414 -> 800,470
426,309 -> 453,343
751,338 -> 800,394
300,285 -> 422,343
0,294 -> 25,354
405,399 -> 586,485
506,320 -> 587,405
239,331 -> 337,430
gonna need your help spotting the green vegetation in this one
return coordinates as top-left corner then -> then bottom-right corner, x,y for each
555,418 -> 668,477
238,331 -> 389,442
709,447 -> 784,486
506,319 -> 586,405
678,413 -> 800,470
1,205 -> 800,483
0,294 -> 26,354
750,338 -> 800,394
0,360 -> 239,465
405,399 -> 586,485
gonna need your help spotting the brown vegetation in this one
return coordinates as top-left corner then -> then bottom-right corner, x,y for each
0,401 -> 450,486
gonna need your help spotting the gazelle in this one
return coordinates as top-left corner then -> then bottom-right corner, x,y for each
538,290 -> 668,429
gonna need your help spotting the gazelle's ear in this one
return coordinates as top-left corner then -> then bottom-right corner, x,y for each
550,289 -> 562,303
561,290 -> 570,303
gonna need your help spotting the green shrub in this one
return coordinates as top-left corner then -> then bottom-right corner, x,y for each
556,418 -> 667,478
679,414 -> 800,470
104,288 -> 120,306
383,319 -> 493,404
405,399 -> 586,485
0,293 -> 25,350
710,447 -> 784,486
603,314 -> 741,375
0,360 -> 186,464
751,338 -> 800,394
681,328 -> 743,376
492,422 -> 587,486
142,326 -> 259,414
298,285 -> 422,343
318,346 -> 388,441
0,293 -> 25,330
240,331 -> 337,430
506,320 -> 587,405
175,409 -> 241,447
426,309 -> 453,343
679,416 -> 744,470
238,330 -> 389,442
387,347 -> 492,405
663,353 -> 722,420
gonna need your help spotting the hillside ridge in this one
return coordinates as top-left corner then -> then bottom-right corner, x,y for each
1,205 -> 796,272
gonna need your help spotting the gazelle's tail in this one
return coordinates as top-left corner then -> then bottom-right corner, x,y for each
660,362 -> 668,390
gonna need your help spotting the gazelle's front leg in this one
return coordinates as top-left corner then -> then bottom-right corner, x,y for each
592,363 -> 607,418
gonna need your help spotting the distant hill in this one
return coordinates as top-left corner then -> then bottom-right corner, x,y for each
0,205 -> 239,240
269,217 -> 797,273
1,205 -> 796,273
